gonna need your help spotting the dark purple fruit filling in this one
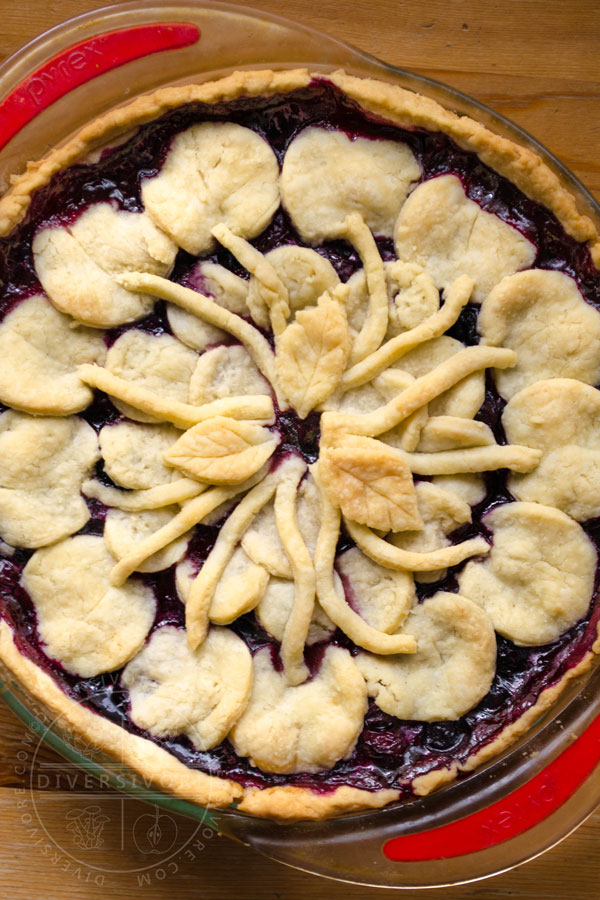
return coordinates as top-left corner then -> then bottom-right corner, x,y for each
0,78 -> 599,798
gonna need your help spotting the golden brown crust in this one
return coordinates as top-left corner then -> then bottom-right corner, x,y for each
237,784 -> 400,820
0,66 -> 599,822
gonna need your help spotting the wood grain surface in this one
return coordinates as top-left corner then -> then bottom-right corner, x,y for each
0,1 -> 599,897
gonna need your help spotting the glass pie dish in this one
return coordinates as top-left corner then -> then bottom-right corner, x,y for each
0,0 -> 599,888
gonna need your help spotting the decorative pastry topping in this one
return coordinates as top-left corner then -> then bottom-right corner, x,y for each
431,473 -> 486,507
394,174 -> 535,302
109,475 -> 266,587
388,334 -> 485,419
478,269 -> 600,398
503,378 -> 600,521
167,262 -> 248,352
22,535 -> 155,676
356,591 -> 497,720
417,416 -> 495,452
80,363 -> 275,430
230,645 -> 367,773
319,434 -> 422,533
185,461 -> 302,649
99,422 -> 183,489
104,507 -> 191,573
164,416 -> 279,484
324,345 -> 516,437
122,625 -> 252,750
33,203 -> 177,327
189,345 -> 271,405
342,213 -> 389,363
345,260 -> 439,343
247,245 -> 339,329
0,294 -> 106,415
141,122 -> 280,255
83,477 -> 206,512
0,412 -> 98,548
177,547 -> 269,625
336,546 -> 415,633
458,502 -> 597,645
105,330 -> 198,423
275,289 -> 351,417
118,273 -> 282,403
242,475 -> 320,579
389,481 -> 473,582
280,126 -> 421,242
256,578 -> 335,645
341,275 -> 473,390
273,461 -> 317,684
346,517 -> 490,573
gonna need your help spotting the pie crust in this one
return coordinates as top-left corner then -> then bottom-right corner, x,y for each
0,68 -> 598,821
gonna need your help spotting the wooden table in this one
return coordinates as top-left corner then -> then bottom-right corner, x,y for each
0,1 -> 598,896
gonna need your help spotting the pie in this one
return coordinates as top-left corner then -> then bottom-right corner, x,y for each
0,68 -> 599,821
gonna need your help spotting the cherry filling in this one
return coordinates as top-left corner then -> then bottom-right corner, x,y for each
0,80 -> 599,797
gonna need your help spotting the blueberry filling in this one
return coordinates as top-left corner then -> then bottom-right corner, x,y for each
0,79 -> 599,797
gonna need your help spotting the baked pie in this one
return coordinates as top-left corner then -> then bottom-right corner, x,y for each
0,69 -> 599,821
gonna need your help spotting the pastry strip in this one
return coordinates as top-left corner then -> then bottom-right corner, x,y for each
274,467 -> 316,685
343,213 -> 389,364
403,445 -> 542,475
82,478 -> 206,511
345,518 -> 490,571
109,479 -> 260,586
211,223 -> 290,336
117,272 -> 284,403
312,465 -> 417,655
78,364 -> 274,429
186,459 -> 304,649
323,346 -> 516,437
342,275 -> 473,389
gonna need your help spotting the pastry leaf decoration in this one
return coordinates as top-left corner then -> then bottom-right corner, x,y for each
275,291 -> 350,418
319,435 -> 423,533
164,416 -> 279,484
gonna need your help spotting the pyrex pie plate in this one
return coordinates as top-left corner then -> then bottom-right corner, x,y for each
0,1 -> 599,888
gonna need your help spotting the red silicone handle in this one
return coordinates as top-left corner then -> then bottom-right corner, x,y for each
0,23 -> 200,152
384,711 -> 600,861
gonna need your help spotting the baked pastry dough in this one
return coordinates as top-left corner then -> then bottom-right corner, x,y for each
0,294 -> 106,415
479,269 -> 600,398
357,591 -> 496,720
0,411 -> 98,548
141,122 -> 280,255
99,421 -> 183,489
167,263 -> 249,351
231,645 -> 367,773
394,174 -> 535,302
281,126 -> 420,242
105,329 -> 198,423
123,625 -> 252,749
104,507 -> 191,573
123,625 -> 252,750
458,502 -> 597,644
33,203 -> 177,327
503,378 -> 600,520
23,535 -> 155,676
